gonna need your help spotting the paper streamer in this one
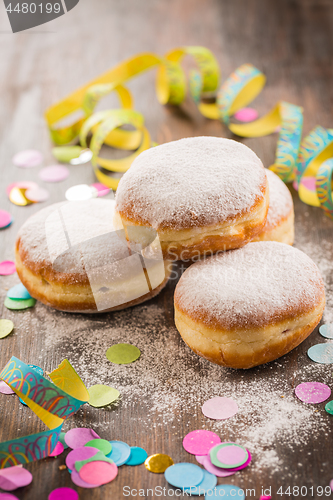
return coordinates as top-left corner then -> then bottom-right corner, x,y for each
0,357 -> 89,469
45,47 -> 333,219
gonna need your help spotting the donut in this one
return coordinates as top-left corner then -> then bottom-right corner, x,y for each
114,137 -> 269,260
174,241 -> 325,369
253,169 -> 294,244
15,199 -> 171,313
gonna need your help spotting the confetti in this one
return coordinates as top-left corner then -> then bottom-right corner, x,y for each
106,343 -> 141,364
85,439 -> 112,456
0,210 -> 12,230
307,344 -> 333,364
210,443 -> 248,468
0,261 -> 16,276
144,453 -> 174,473
59,432 -> 69,449
202,455 -> 235,477
25,187 -> 50,203
39,165 -> 70,183
164,463 -> 204,489
319,324 -> 333,339
6,181 -> 38,196
201,396 -> 238,420
79,461 -> 118,485
88,384 -> 120,408
106,441 -> 131,466
48,487 -> 79,500
126,446 -> 148,466
0,320 -> 14,339
4,297 -> 36,310
66,446 -> 100,471
184,470 -> 217,496
65,184 -> 95,201
9,187 -> 32,206
0,494 -> 20,500
0,466 -> 33,491
209,485 -> 245,499
91,183 -> 110,197
70,149 -> 93,165
12,149 -> 43,168
70,469 -> 98,489
0,381 -> 15,394
260,496 -> 272,500
295,382 -> 331,404
325,401 -> 333,415
195,455 -> 206,465
74,451 -> 113,472
64,428 -> 100,449
52,146 -> 85,163
330,479 -> 333,492
183,429 -> 221,455
49,442 -> 64,457
234,107 -> 258,122
7,284 -> 31,300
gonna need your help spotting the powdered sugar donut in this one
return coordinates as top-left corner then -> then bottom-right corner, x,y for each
253,169 -> 294,244
15,199 -> 171,313
174,242 -> 325,369
115,137 -> 269,260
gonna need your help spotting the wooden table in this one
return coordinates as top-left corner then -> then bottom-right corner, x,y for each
1,0 -> 333,498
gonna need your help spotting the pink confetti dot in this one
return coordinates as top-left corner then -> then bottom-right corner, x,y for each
202,396 -> 238,420
91,183 -> 110,197
0,261 -> 16,276
48,487 -> 78,500
12,150 -> 43,168
39,165 -> 70,183
0,466 -> 33,491
203,455 -> 235,477
0,210 -> 12,229
300,176 -> 316,192
295,382 -> 331,404
0,494 -> 20,500
70,469 -> 99,488
216,444 -> 248,467
25,187 -> 50,203
234,107 -> 258,122
66,446 -> 100,470
195,454 -> 207,465
0,381 -> 15,395
64,428 -> 100,449
260,496 -> 272,500
6,182 -> 38,197
49,441 -> 64,457
79,461 -> 118,485
183,430 -> 221,456
330,479 -> 333,491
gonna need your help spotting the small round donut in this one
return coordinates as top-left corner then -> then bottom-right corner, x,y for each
253,169 -> 294,245
174,241 -> 325,369
115,137 -> 269,260
15,199 -> 171,313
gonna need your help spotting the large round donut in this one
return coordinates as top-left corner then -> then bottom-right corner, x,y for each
115,137 -> 269,260
15,199 -> 171,313
174,241 -> 325,369
253,169 -> 294,244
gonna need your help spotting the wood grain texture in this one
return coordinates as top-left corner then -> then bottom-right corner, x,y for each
1,0 -> 333,499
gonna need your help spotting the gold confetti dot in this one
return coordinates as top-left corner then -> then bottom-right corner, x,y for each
144,453 -> 174,473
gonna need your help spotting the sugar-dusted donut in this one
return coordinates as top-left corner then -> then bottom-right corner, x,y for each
114,137 -> 269,260
174,242 -> 325,369
15,199 -> 171,313
253,169 -> 294,244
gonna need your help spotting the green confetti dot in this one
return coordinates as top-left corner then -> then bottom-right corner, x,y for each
88,384 -> 120,408
4,297 -> 36,310
85,439 -> 112,456
74,450 -> 113,472
106,343 -> 141,365
0,319 -> 14,338
325,400 -> 333,415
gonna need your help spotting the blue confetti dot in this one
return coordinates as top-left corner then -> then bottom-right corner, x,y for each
106,440 -> 131,466
205,484 -> 245,499
125,446 -> 148,466
7,283 -> 31,300
165,463 -> 204,489
184,470 -> 217,495
307,343 -> 333,364
319,324 -> 333,339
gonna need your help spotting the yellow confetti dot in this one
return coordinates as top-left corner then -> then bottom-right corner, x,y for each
144,453 -> 174,473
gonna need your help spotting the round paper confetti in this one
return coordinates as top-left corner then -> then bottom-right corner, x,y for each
319,324 -> 333,339
70,469 -> 98,489
4,297 -> 36,310
59,432 -> 68,449
106,440 -> 131,466
234,107 -> 258,122
0,381 -> 14,394
207,484 -> 245,499
295,382 -> 331,403
202,396 -> 238,420
0,261 -> 15,276
0,210 -> 12,229
330,479 -> 333,491
12,149 -> 43,168
164,463 -> 204,489
75,451 -> 113,472
25,187 -> 50,203
39,165 -> 70,183
126,446 -> 148,466
184,470 -> 217,496
9,187 -> 32,206
88,384 -> 120,407
70,149 -> 93,165
144,454 -> 174,473
106,343 -> 141,364
65,184 -> 94,201
307,344 -> 333,364
7,284 -> 31,300
203,455 -> 235,477
64,428 -> 100,449
183,429 -> 221,456
79,461 -> 118,485
49,441 -> 64,457
325,401 -> 333,415
66,446 -> 100,471
6,181 -> 38,196
85,439 -> 112,456
195,454 -> 206,465
0,495 -> 20,500
0,319 -> 14,339
211,443 -> 248,468
48,487 -> 78,500
91,183 -> 110,197
0,466 -> 33,491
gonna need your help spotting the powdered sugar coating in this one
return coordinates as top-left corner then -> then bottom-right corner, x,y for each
175,241 -> 325,329
264,169 -> 293,229
116,137 -> 267,230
